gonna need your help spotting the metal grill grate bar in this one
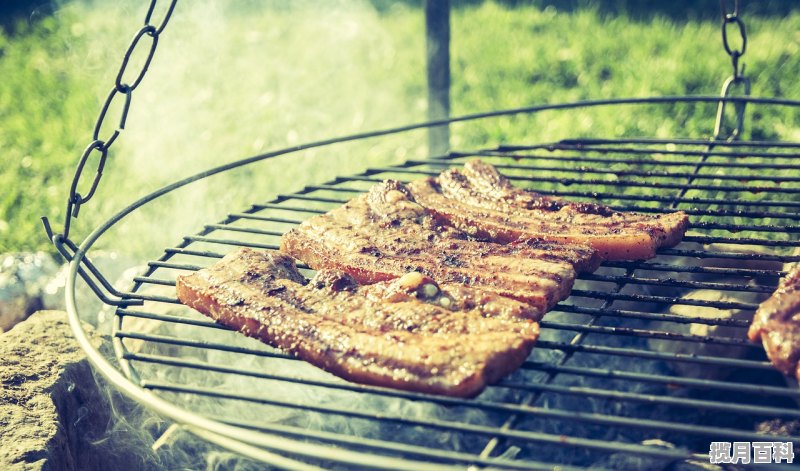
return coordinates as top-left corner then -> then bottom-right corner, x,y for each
489,146 -> 800,161
524,137 -> 800,148
184,219 -> 800,262
132,273 -> 768,329
358,168 -> 800,195
147,260 -> 206,270
499,380 -> 797,418
503,138 -> 800,152
134,271 -> 775,298
448,151 -> 800,170
579,273 -> 773,293
565,290 -> 757,310
540,320 -> 754,347
523,361 -> 800,397
116,308 -> 761,367
133,269 -> 778,300
554,305 -> 749,327
182,236 -> 279,251
334,174 -> 800,210
300,187 -> 800,220
152,250 -> 788,278
602,261 -> 786,276
212,215 -> 800,247
183,226 -> 798,265
533,340 -> 768,369
402,159 -> 800,184
271,183 -> 800,210
683,235 -> 800,246
125,277 -> 763,332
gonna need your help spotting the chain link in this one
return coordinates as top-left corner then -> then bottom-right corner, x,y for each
93,86 -> 132,147
719,0 -> 747,79
713,0 -> 750,141
50,0 -> 178,241
116,25 -> 159,92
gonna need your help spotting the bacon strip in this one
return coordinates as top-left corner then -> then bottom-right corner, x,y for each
281,180 -> 600,313
176,248 -> 539,397
407,160 -> 688,261
748,265 -> 800,381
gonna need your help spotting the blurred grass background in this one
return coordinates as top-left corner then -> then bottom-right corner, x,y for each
1,0 -> 799,256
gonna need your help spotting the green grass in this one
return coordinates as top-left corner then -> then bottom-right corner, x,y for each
2,1 -> 799,256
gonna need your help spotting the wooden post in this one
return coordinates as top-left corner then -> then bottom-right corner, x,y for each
425,0 -> 450,157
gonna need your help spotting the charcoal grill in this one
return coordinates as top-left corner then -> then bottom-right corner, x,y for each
45,3 -> 800,470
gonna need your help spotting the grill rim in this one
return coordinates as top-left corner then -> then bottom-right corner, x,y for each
58,95 -> 800,470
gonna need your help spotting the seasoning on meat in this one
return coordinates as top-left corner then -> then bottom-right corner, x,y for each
407,160 -> 689,260
176,248 -> 540,397
748,265 -> 800,381
281,179 -> 601,313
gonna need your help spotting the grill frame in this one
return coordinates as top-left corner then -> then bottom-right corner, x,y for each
59,96 -> 800,470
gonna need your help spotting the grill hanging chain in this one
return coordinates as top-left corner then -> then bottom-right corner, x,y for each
713,0 -> 751,140
41,0 -> 178,307
42,0 -> 178,243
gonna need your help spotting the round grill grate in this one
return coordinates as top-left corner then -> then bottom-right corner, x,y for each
56,97 -> 800,470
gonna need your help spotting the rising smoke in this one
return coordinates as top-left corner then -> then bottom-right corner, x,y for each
52,1 -> 434,468
57,0 -> 428,260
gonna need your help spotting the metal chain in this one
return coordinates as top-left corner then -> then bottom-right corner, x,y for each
713,0 -> 750,140
43,0 -> 178,241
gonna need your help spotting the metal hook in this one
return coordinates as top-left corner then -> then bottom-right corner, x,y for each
44,229 -> 144,308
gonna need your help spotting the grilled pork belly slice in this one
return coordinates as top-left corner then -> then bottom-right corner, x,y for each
407,160 -> 689,261
748,265 -> 800,381
176,248 -> 539,397
281,180 -> 600,313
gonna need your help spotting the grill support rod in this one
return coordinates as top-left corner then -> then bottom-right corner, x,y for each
425,0 -> 450,157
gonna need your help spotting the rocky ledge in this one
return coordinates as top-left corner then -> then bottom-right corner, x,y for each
1,310 -> 104,470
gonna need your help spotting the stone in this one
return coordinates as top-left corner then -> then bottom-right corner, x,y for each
0,310 -> 243,470
0,310 -> 176,471
1,310 -> 103,470
0,252 -> 59,332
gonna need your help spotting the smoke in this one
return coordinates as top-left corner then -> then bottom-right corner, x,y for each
54,0 -> 428,260
47,1 -> 436,469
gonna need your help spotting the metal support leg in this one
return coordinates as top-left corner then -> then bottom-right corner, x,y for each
425,0 -> 450,157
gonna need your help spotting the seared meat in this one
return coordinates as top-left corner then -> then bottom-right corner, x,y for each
748,265 -> 800,381
176,248 -> 539,397
281,180 -> 600,313
407,160 -> 689,260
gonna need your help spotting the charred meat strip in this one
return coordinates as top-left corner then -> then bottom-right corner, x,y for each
281,180 -> 600,313
176,248 -> 539,397
407,160 -> 689,260
748,265 -> 800,381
